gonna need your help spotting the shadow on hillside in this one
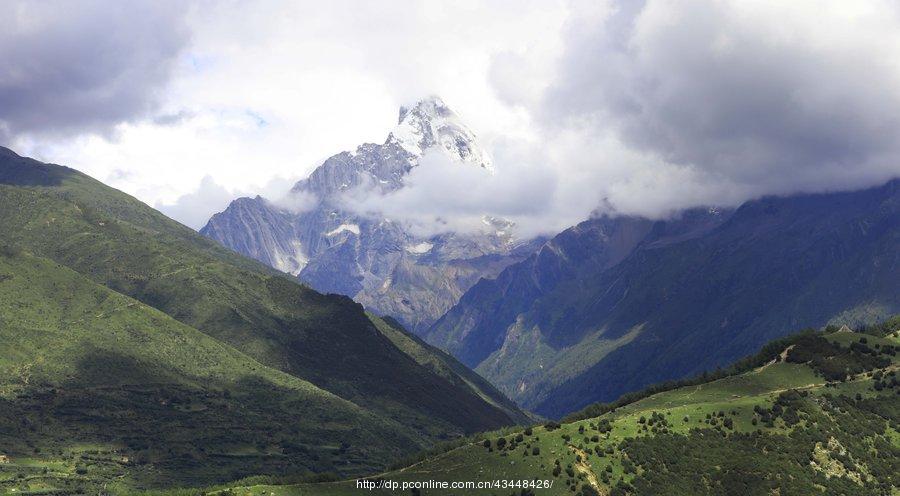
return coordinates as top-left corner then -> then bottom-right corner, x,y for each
0,350 -> 404,491
0,148 -> 69,186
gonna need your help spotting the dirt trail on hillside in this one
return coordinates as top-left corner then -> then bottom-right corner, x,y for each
570,446 -> 605,495
754,345 -> 794,373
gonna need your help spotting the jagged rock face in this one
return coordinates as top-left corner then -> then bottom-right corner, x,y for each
201,97 -> 535,333
200,196 -> 305,275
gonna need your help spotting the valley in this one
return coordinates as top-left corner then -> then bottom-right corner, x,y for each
3,3 -> 900,494
428,185 -> 900,417
213,323 -> 900,495
202,97 -> 540,335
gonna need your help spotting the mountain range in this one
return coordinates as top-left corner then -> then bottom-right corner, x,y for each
199,96 -> 899,420
426,181 -> 900,417
2,141 -> 898,494
201,96 -> 540,333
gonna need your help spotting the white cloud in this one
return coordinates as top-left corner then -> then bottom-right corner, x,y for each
534,0 -> 900,209
339,150 -> 557,237
5,0 -> 900,236
271,189 -> 318,215
157,173 -> 300,229
156,175 -> 234,229
5,0 -> 570,228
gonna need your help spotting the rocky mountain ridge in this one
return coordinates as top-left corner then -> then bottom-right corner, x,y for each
426,181 -> 900,417
202,96 -> 537,332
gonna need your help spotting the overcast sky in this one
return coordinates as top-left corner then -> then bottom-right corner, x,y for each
3,0 -> 900,233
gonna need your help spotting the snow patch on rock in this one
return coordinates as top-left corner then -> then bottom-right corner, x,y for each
327,223 -> 361,237
405,242 -> 434,254
272,240 -> 308,275
387,96 -> 493,173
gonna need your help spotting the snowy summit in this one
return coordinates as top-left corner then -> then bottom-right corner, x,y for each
387,96 -> 494,173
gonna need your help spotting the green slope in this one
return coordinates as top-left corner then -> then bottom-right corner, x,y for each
0,250 -> 419,493
0,146 -> 521,433
370,315 -> 533,426
225,322 -> 900,496
0,147 -> 526,492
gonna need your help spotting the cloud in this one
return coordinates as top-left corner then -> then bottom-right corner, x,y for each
345,131 -> 747,238
339,149 -> 559,238
7,0 -> 900,236
156,175 -> 235,229
345,0 -> 900,239
529,0 -> 900,210
157,174 -> 299,229
271,189 -> 319,215
0,0 -> 190,138
6,0 -> 568,230
152,110 -> 195,127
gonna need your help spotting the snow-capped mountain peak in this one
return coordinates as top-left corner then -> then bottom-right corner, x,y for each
386,96 -> 494,173
202,95 -> 540,334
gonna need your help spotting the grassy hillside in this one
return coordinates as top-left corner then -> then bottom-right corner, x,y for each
370,315 -> 532,426
0,250 -> 419,493
0,147 -> 525,492
220,322 -> 900,495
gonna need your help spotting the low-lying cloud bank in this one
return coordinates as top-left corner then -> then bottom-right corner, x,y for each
3,1 -> 900,238
525,0 -> 900,222
331,0 -> 900,238
157,174 -> 300,230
